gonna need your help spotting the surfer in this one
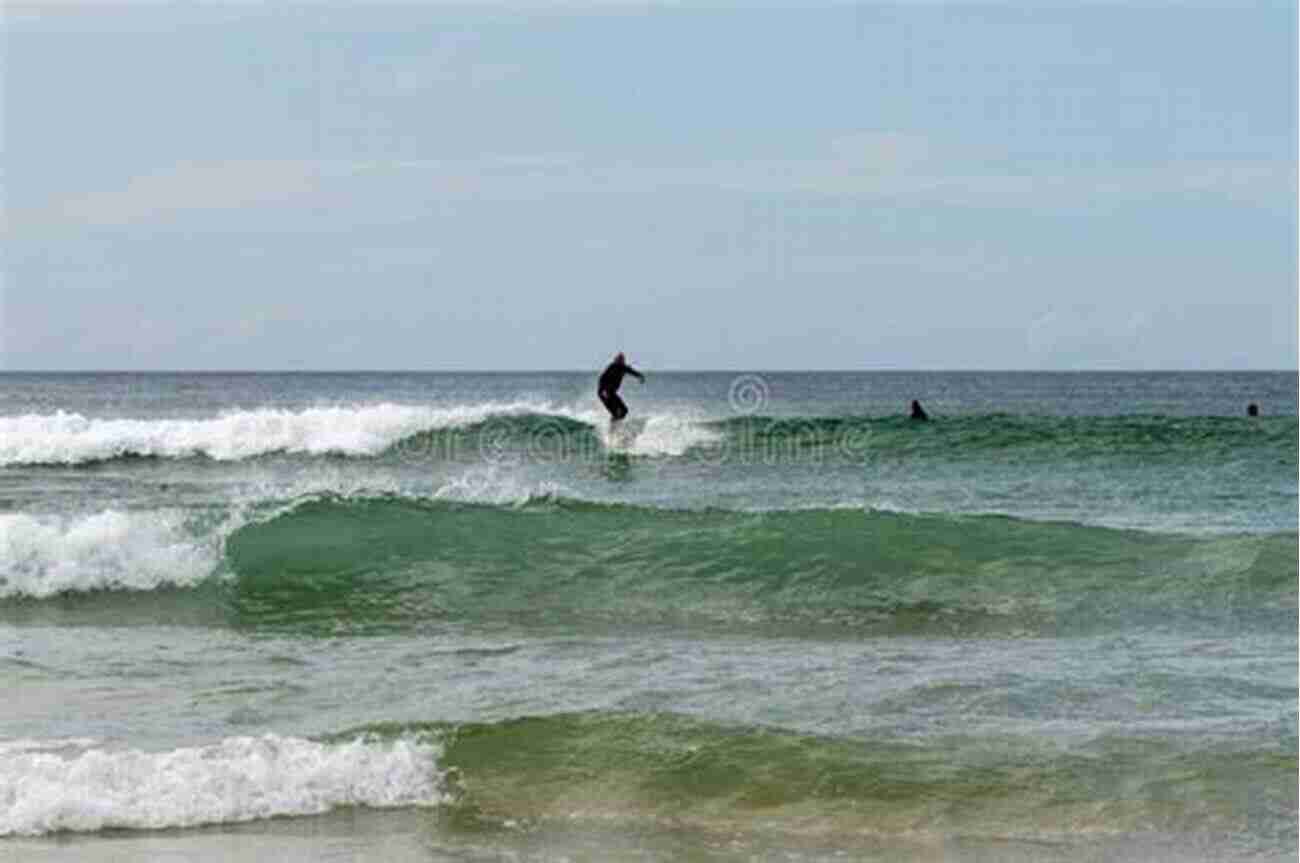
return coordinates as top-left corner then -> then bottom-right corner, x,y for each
1247,403 -> 1260,417
598,352 -> 645,421
909,400 -> 929,422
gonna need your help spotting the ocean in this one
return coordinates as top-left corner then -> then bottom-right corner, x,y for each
1,370 -> 1295,862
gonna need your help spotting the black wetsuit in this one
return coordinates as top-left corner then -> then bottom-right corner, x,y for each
598,360 -> 644,420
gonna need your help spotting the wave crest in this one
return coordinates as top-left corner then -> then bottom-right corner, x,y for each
0,733 -> 445,836
0,510 -> 219,599
6,493 -> 1293,638
220,496 -> 1296,636
0,403 -> 572,465
0,402 -> 724,465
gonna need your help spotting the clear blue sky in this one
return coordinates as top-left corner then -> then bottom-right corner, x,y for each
4,1 -> 1296,370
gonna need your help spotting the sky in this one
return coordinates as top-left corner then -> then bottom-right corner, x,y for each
3,1 -> 1296,370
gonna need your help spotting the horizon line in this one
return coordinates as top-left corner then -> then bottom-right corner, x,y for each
0,368 -> 1296,375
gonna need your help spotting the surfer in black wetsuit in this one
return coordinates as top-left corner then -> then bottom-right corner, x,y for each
598,352 -> 644,421
909,400 -> 929,422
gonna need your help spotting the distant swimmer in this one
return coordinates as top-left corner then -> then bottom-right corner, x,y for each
598,352 -> 645,421
909,400 -> 929,422
1247,403 -> 1260,417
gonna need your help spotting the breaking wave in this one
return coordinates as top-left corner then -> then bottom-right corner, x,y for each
0,402 -> 720,465
0,732 -> 445,836
5,712 -> 1291,841
0,509 -> 221,599
3,492 -> 1292,637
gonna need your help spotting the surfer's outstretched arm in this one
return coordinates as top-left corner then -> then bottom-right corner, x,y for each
626,365 -> 645,383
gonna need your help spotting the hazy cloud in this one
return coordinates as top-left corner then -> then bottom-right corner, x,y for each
4,1 -> 1294,369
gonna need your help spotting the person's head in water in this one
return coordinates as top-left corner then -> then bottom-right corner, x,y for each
1247,403 -> 1260,417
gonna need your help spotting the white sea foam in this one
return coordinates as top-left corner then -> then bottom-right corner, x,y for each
628,413 -> 721,457
0,402 -> 568,466
0,733 -> 446,836
0,401 -> 722,466
581,408 -> 721,457
432,467 -> 573,506
0,510 -> 220,599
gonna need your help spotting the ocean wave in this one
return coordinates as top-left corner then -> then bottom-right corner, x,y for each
359,712 -> 1297,842
0,476 -> 564,600
213,495 -> 1296,636
0,402 -> 723,466
5,715 -> 1289,843
0,402 -> 575,466
5,493 -> 1293,637
0,509 -> 220,599
0,733 -> 445,836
